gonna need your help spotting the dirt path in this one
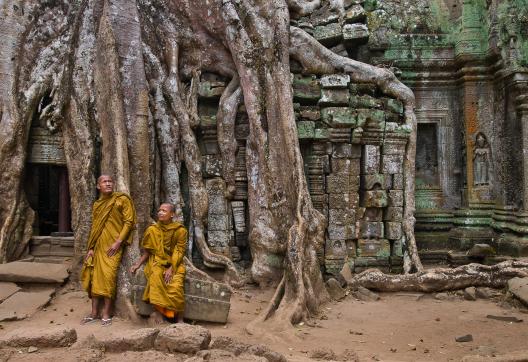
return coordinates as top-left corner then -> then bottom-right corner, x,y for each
1,285 -> 528,361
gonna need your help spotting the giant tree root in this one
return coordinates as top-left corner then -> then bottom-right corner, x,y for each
347,260 -> 528,292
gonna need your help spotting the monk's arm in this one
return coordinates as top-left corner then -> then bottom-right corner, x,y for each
171,228 -> 188,270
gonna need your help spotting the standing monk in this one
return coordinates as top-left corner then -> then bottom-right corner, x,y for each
131,203 -> 187,323
81,175 -> 137,326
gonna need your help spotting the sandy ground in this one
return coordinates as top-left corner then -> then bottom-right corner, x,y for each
1,284 -> 528,361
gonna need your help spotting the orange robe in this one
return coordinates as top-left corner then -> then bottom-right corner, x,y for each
81,192 -> 136,299
142,221 -> 187,316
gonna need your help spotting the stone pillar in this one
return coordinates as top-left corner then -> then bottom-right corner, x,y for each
518,92 -> 528,210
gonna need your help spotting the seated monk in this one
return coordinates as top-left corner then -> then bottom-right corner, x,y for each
131,203 -> 187,323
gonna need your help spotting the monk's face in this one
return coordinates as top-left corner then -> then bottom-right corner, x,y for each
157,204 -> 175,223
97,175 -> 114,195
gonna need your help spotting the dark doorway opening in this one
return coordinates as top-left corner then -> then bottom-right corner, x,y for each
25,164 -> 72,236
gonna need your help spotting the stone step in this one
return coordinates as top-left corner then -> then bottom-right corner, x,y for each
0,282 -> 20,302
0,288 -> 55,322
0,261 -> 69,284
29,236 -> 74,260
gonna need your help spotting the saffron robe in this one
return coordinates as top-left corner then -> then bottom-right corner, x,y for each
142,221 -> 187,313
81,192 -> 136,299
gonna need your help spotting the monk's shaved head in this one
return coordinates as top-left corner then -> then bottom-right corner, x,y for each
160,202 -> 176,213
97,174 -> 113,183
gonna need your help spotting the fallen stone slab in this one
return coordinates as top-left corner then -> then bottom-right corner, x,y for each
186,349 -> 268,362
155,324 -> 211,354
456,334 -> 473,343
0,327 -> 76,347
326,278 -> 346,301
0,262 -> 69,283
486,315 -> 523,323
0,282 -> 20,302
508,277 -> 528,306
356,286 -> 380,301
0,288 -> 55,321
210,336 -> 287,362
90,328 -> 160,352
464,287 -> 477,301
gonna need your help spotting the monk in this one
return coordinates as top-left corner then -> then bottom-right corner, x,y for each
131,203 -> 187,323
81,175 -> 137,326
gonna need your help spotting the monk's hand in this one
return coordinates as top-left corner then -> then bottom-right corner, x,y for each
85,249 -> 94,262
130,263 -> 140,275
163,266 -> 173,284
107,239 -> 123,257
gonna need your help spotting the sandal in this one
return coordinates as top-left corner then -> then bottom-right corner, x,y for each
101,318 -> 112,327
80,316 -> 98,325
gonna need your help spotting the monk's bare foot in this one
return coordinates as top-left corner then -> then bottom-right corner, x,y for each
147,310 -> 167,326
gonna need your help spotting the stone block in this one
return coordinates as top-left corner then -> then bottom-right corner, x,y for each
384,98 -> 404,114
292,74 -> 321,103
321,107 -> 357,128
384,206 -> 403,221
350,94 -> 383,109
382,143 -> 406,155
0,327 -> 77,348
329,208 -> 356,226
331,158 -> 360,174
198,81 -> 226,99
155,324 -> 211,353
382,154 -> 404,174
208,213 -> 230,231
361,145 -> 380,174
0,282 -> 20,302
359,221 -> 384,239
344,5 -> 366,23
0,262 -> 68,284
319,89 -> 350,106
385,222 -> 402,240
0,289 -> 55,322
342,23 -> 369,43
314,128 -> 330,140
327,174 -> 358,193
357,239 -> 390,257
207,230 -> 230,247
388,190 -> 404,207
327,224 -> 356,240
363,190 -> 388,208
349,175 -> 360,191
94,328 -> 160,352
299,106 -> 321,121
356,109 -> 385,128
208,196 -> 228,214
364,207 -> 383,221
184,277 -> 231,323
328,193 -> 359,209
320,74 -> 350,88
361,173 -> 386,190
351,127 -> 363,144
332,143 -> 361,158
326,278 -> 346,301
297,121 -> 315,139
313,22 -> 343,45
235,123 -> 249,139
325,239 -> 347,258
392,173 -> 404,190
202,155 -> 223,177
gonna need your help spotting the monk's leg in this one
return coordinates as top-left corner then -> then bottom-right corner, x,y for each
102,297 -> 113,320
176,312 -> 184,323
91,297 -> 101,318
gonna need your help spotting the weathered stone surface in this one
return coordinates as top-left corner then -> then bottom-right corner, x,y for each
340,262 -> 354,285
327,224 -> 355,240
359,221 -> 384,238
508,277 -> 528,306
350,94 -> 383,109
198,80 -> 225,98
392,173 -> 404,190
357,239 -> 390,257
310,347 -> 338,360
202,155 -> 222,177
0,262 -> 69,283
210,336 -> 287,362
467,244 -> 496,257
383,98 -> 404,114
385,222 -> 402,240
319,89 -> 350,106
299,106 -> 320,121
297,121 -> 315,139
388,190 -> 404,207
384,207 -> 403,222
381,154 -> 404,174
326,278 -> 346,301
313,22 -> 342,44
361,174 -> 387,191
363,207 -> 382,221
186,349 -> 268,362
361,145 -> 380,174
332,143 -> 361,158
344,5 -> 366,23
354,286 -> 380,301
475,287 -> 500,299
464,287 -> 477,301
94,328 -> 159,352
0,327 -> 76,347
0,282 -> 20,302
0,289 -> 55,321
321,107 -> 357,128
184,277 -> 231,323
363,190 -> 388,208
155,324 -> 211,354
456,334 -> 473,343
328,193 -> 359,210
320,74 -> 350,88
292,74 -> 320,102
342,23 -> 369,42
